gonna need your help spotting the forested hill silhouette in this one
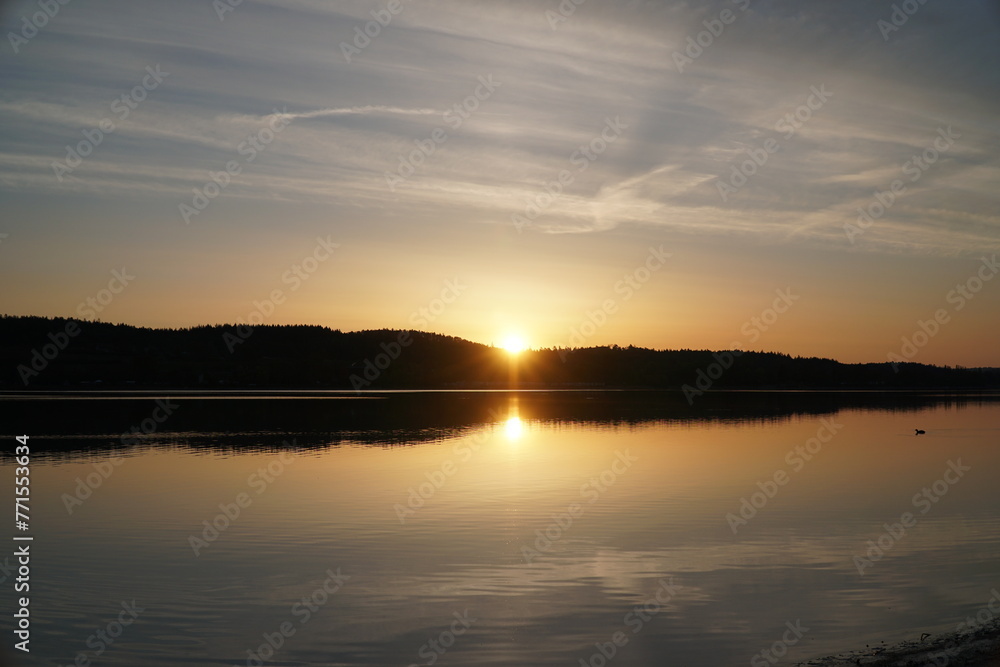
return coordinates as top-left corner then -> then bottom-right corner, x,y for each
1,315 -> 998,390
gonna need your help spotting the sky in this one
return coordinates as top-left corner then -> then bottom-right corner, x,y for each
1,0 -> 999,366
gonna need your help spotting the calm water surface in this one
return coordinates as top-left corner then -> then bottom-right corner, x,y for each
1,391 -> 998,666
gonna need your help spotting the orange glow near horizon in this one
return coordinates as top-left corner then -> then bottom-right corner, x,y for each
4,236 -> 999,368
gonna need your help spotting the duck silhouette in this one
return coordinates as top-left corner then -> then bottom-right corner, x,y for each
915,429 -> 926,435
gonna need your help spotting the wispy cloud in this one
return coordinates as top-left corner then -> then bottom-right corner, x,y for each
258,106 -> 442,124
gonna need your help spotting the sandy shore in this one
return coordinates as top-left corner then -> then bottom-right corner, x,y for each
797,620 -> 1000,666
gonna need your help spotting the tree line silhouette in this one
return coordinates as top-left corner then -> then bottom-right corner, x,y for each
1,315 -> 997,390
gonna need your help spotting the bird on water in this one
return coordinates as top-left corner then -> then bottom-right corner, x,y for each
915,429 -> 926,435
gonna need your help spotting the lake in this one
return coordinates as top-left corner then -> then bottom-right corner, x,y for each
2,390 -> 998,666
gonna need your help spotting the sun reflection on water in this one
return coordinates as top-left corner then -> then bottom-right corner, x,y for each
504,416 -> 524,441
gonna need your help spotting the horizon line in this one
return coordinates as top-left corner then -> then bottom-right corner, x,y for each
2,313 -> 997,371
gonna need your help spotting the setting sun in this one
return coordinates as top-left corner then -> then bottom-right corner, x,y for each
500,335 -> 528,354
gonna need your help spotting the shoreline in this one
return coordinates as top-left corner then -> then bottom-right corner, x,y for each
799,620 -> 1000,666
